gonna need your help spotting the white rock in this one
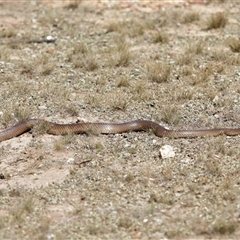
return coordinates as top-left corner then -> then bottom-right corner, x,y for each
212,95 -> 219,103
67,158 -> 74,164
38,105 -> 47,110
46,35 -> 55,41
160,145 -> 175,159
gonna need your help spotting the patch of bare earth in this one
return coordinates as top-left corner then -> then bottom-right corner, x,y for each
0,0 -> 240,239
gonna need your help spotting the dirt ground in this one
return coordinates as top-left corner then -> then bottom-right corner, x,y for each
0,0 -> 239,239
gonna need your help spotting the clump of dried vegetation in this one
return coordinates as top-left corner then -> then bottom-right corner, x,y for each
227,38 -> 240,53
147,61 -> 171,83
205,12 -> 228,30
153,32 -> 169,43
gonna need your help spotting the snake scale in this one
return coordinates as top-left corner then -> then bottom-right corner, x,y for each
0,119 -> 239,142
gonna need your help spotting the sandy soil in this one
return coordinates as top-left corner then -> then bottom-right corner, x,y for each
0,0 -> 239,239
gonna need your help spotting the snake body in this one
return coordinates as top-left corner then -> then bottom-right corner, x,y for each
0,119 -> 240,142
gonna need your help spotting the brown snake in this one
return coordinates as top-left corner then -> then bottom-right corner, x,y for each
0,119 -> 240,142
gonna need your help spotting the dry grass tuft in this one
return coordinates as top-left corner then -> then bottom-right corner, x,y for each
227,38 -> 240,53
68,43 -> 98,70
64,0 -> 82,9
227,54 -> 240,65
192,65 -> 213,85
109,93 -> 128,111
127,20 -> 144,37
11,196 -> 35,223
84,94 -> 103,109
205,158 -> 222,176
65,105 -> 79,117
106,19 -> 144,37
118,217 -> 132,229
83,56 -> 99,71
13,107 -> 31,122
153,32 -> 168,44
147,61 -> 171,83
72,54 -> 98,71
115,47 -> 131,67
113,41 -> 131,67
54,134 -> 76,151
133,81 -> 146,96
116,76 -> 130,88
186,41 -> 204,55
106,21 -> 125,33
174,89 -> 194,101
94,142 -> 104,151
0,46 -> 11,60
182,11 -> 200,23
20,62 -> 35,76
178,41 -> 203,66
41,63 -> 55,76
212,219 -> 237,235
181,66 -> 193,76
205,12 -> 227,30
0,28 -> 17,38
178,53 -> 194,66
131,81 -> 153,102
162,165 -> 173,181
161,105 -> 180,125
73,42 -> 88,54
1,112 -> 13,126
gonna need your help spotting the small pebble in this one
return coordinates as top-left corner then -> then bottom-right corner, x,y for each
160,145 -> 175,159
67,158 -> 74,164
38,105 -> 47,110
